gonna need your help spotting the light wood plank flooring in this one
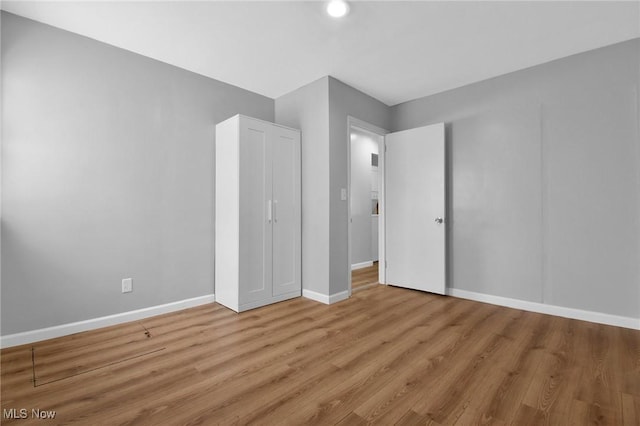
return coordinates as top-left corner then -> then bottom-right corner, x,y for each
2,285 -> 639,425
352,262 -> 379,291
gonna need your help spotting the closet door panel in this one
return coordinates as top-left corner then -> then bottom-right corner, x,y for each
271,127 -> 301,296
238,119 -> 273,303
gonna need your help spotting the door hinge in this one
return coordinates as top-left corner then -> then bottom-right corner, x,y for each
385,260 -> 388,269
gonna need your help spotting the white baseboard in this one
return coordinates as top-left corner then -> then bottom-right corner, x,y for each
328,290 -> 350,304
0,294 -> 215,349
447,288 -> 639,330
302,289 -> 330,304
303,289 -> 350,305
351,261 -> 373,270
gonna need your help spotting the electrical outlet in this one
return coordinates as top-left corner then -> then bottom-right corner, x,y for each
122,278 -> 133,293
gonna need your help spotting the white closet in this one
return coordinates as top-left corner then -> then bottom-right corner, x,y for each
215,115 -> 301,312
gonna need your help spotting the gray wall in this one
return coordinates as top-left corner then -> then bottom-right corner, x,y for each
275,77 -> 391,298
392,38 -> 640,319
328,77 -> 391,295
3,11 -> 637,335
275,77 -> 331,296
1,12 -> 274,334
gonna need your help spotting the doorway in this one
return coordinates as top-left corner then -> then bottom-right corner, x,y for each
352,262 -> 379,292
347,117 -> 386,295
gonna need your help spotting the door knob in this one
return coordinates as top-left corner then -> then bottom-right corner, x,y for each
435,217 -> 444,224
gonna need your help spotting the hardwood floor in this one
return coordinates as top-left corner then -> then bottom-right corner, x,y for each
2,285 -> 639,425
352,262 -> 379,291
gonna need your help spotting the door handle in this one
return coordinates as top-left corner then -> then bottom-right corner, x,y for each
435,217 -> 444,224
267,200 -> 272,223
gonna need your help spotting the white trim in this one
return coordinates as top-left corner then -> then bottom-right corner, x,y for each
0,294 -> 215,349
328,290 -> 350,304
302,289 -> 350,305
448,288 -> 640,330
351,261 -> 373,270
302,289 -> 330,304
348,117 -> 387,136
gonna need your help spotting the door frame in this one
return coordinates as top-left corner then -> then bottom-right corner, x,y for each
347,116 -> 388,296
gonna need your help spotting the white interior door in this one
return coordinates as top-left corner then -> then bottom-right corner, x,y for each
385,123 -> 446,294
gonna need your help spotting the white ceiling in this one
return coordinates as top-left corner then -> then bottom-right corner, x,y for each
3,1 -> 639,106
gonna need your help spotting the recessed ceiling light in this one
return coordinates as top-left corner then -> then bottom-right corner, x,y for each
327,0 -> 350,18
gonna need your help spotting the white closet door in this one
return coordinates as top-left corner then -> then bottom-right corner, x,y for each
271,126 -> 301,296
385,123 -> 446,295
238,118 -> 273,303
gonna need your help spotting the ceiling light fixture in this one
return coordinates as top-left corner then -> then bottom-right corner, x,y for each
326,0 -> 350,18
